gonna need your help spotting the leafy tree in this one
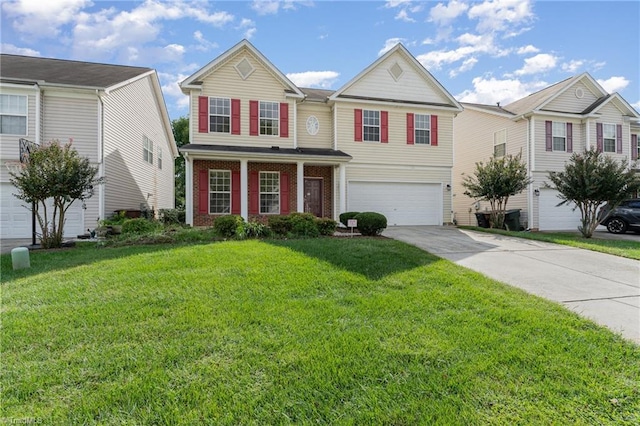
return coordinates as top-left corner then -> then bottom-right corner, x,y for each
546,148 -> 640,238
462,153 -> 531,229
171,116 -> 189,209
10,140 -> 104,248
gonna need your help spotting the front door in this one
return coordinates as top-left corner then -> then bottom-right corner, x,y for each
304,178 -> 323,217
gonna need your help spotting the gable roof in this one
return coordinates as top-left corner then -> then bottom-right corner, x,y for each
329,43 -> 462,111
461,102 -> 515,117
582,93 -> 640,118
0,54 -> 153,89
180,39 -> 304,98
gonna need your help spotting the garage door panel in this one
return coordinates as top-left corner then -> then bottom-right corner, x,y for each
539,189 -> 582,231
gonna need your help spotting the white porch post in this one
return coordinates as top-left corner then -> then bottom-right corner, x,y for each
339,163 -> 347,215
185,155 -> 193,226
240,159 -> 248,221
297,161 -> 305,213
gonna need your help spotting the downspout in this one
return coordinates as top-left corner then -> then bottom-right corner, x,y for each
293,100 -> 298,149
96,90 -> 105,222
34,84 -> 41,144
526,116 -> 533,230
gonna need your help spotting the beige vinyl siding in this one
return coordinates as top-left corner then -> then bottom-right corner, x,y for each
543,81 -> 600,113
102,75 -> 174,217
0,90 -> 37,161
533,115 -> 584,173
588,103 -> 629,161
42,93 -> 99,162
297,102 -> 332,149
192,50 -> 294,148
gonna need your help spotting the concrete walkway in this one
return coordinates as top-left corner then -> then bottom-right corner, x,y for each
383,226 -> 640,344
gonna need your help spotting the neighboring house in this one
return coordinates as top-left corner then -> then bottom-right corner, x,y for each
453,72 -> 640,231
0,54 -> 177,239
179,40 -> 462,227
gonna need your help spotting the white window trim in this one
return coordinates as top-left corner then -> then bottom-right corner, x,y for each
143,136 -> 154,165
0,93 -> 28,136
415,113 -> 431,145
494,128 -> 506,156
209,97 -> 231,134
603,123 -> 616,153
157,146 -> 163,170
363,109 -> 380,143
209,169 -> 231,214
259,171 -> 280,214
259,100 -> 279,137
552,121 -> 566,152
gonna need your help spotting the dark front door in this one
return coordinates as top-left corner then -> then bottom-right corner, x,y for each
304,178 -> 323,217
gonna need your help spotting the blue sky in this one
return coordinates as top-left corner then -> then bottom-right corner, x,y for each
2,0 -> 639,121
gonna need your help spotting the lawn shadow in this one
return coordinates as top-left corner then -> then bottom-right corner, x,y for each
266,237 -> 439,280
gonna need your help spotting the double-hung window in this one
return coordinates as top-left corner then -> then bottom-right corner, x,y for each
603,124 -> 616,153
494,129 -> 506,156
0,94 -> 27,135
209,97 -> 230,133
260,101 -> 279,136
157,147 -> 163,170
552,122 -> 566,151
209,170 -> 231,214
260,172 -> 280,214
363,110 -> 380,142
415,114 -> 431,145
143,136 -> 154,164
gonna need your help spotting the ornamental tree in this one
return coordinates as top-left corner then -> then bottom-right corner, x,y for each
546,148 -> 640,238
462,153 -> 531,229
9,140 -> 104,248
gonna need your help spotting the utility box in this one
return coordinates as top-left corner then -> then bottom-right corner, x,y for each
11,247 -> 30,270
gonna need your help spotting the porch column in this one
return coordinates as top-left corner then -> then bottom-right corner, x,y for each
339,163 -> 347,215
240,159 -> 248,221
185,155 -> 193,226
297,161 -> 305,213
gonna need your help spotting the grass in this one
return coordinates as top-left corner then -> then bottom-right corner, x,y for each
2,238 -> 639,424
460,226 -> 640,260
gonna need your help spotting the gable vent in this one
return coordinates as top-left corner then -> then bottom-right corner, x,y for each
389,62 -> 404,82
235,57 -> 255,80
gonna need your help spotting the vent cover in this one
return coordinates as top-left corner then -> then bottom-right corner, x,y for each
389,62 -> 404,81
235,57 -> 255,80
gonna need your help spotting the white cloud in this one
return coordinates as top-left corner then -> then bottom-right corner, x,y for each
421,38 -> 434,45
468,0 -> 533,34
449,57 -> 478,78
158,71 -> 190,110
429,0 -> 469,26
251,0 -> 313,15
457,76 -> 548,105
561,59 -> 584,73
395,9 -> 415,22
238,18 -> 257,39
378,38 -> 405,56
517,45 -> 539,55
286,71 -> 339,88
193,31 -> 218,52
2,0 -> 91,38
631,100 -> 640,111
513,53 -> 558,76
597,76 -> 630,94
0,43 -> 40,56
385,0 -> 412,7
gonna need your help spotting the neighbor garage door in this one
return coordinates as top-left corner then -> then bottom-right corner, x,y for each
348,181 -> 442,226
538,189 -> 582,231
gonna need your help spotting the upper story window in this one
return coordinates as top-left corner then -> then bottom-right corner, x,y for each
415,114 -> 431,145
260,171 -> 280,214
209,97 -> 230,133
494,129 -> 506,157
209,170 -> 231,214
363,110 -> 380,142
0,94 -> 27,135
603,124 -> 616,153
260,101 -> 279,136
157,147 -> 163,170
143,136 -> 154,164
552,122 -> 566,151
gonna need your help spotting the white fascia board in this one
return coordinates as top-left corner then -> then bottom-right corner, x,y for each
462,104 -> 514,119
104,70 -> 155,94
181,150 -> 351,164
148,72 -> 179,158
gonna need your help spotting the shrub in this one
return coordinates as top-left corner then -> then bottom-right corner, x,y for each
289,212 -> 319,237
213,215 -> 245,238
243,221 -> 271,239
121,218 -> 161,234
268,215 -> 292,236
159,208 -> 186,225
316,218 -> 337,236
339,211 -> 360,226
355,212 -> 387,236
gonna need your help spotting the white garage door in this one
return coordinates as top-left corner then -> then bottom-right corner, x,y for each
539,189 -> 582,231
348,181 -> 442,226
1,183 -> 85,239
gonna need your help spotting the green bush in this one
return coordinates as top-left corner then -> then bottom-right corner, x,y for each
121,218 -> 161,234
316,218 -> 337,236
243,221 -> 271,239
213,215 -> 245,238
159,209 -> 186,225
268,215 -> 292,236
355,212 -> 387,236
289,212 -> 319,237
339,211 -> 360,226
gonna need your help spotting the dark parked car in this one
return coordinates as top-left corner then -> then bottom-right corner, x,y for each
598,199 -> 640,234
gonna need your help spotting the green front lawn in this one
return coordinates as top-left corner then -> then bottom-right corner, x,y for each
2,239 -> 639,424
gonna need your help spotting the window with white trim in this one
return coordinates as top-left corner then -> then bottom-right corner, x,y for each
415,114 -> 431,145
0,94 -> 27,135
209,97 -> 230,133
363,110 -> 380,142
494,129 -> 506,157
209,170 -> 231,214
260,171 -> 280,214
603,124 -> 616,153
143,136 -> 154,164
157,147 -> 163,170
552,121 -> 566,151
259,101 -> 279,136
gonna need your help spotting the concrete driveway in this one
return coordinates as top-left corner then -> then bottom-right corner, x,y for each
383,226 -> 640,344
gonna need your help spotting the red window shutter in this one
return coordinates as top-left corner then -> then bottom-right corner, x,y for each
616,124 -> 623,154
406,113 -> 414,145
249,171 -> 259,214
250,100 -> 259,136
431,115 -> 438,146
231,99 -> 241,135
354,109 -> 363,142
596,123 -> 603,152
280,172 -> 290,215
231,171 -> 240,215
198,169 -> 209,214
632,134 -> 638,161
280,103 -> 289,138
198,96 -> 209,133
381,111 -> 388,143
545,121 -> 552,151
566,122 -> 573,153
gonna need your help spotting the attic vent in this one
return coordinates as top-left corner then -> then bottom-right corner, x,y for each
575,87 -> 584,99
389,62 -> 404,82
235,57 -> 255,80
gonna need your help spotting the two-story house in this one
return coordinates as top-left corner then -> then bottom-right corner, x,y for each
179,40 -> 462,227
0,54 -> 178,240
453,73 -> 640,231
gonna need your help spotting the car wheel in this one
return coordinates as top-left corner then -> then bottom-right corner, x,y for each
606,217 -> 628,234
